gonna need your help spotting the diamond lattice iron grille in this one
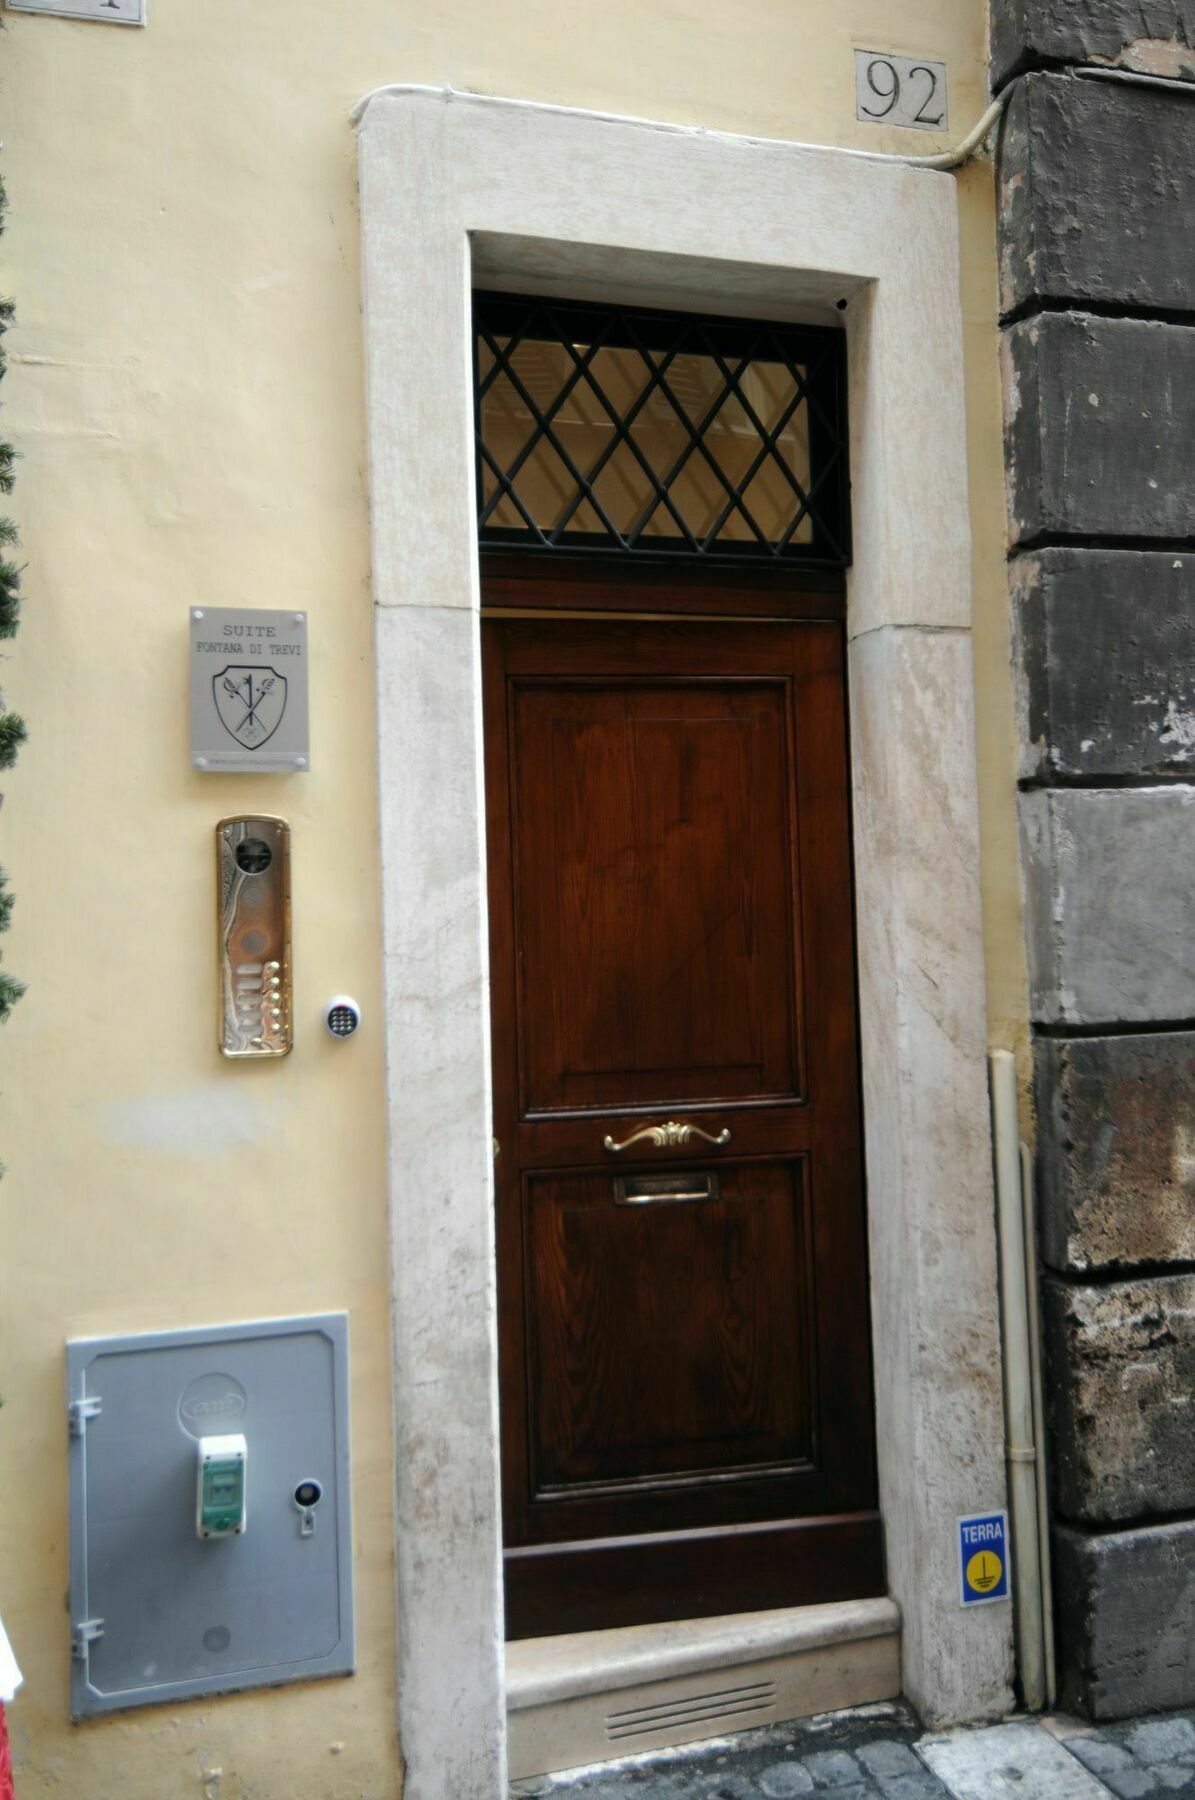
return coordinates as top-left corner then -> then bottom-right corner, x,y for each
474,292 -> 851,566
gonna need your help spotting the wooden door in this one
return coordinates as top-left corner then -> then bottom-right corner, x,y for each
483,599 -> 880,1640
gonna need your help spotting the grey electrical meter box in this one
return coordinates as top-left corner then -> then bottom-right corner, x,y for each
66,1314 -> 353,1719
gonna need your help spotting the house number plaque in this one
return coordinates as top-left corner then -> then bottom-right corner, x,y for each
854,50 -> 949,133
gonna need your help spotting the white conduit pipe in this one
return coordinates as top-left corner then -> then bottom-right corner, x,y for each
1021,1139 -> 1057,1707
990,1049 -> 1047,1711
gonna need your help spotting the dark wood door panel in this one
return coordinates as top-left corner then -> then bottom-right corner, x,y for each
484,601 -> 879,1636
523,1159 -> 815,1500
505,1513 -> 885,1640
510,676 -> 803,1115
499,1149 -> 874,1545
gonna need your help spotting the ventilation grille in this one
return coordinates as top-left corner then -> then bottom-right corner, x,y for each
605,1678 -> 778,1742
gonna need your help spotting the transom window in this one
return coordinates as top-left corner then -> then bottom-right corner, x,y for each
474,293 -> 850,566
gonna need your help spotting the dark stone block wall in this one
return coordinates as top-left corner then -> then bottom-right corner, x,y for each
992,5 -> 1195,1721
999,76 -> 1195,315
992,3 -> 1195,90
1012,552 -> 1195,780
1035,1035 -> 1195,1270
1052,1522 -> 1195,1719
1004,313 -> 1195,543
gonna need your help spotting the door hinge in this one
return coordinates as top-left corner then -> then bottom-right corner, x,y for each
68,1395 -> 102,1438
72,1617 -> 104,1660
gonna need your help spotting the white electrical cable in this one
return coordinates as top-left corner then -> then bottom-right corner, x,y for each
350,80 -> 1008,170
899,96 -> 1008,169
865,59 -> 1195,170
1076,64 -> 1195,93
356,66 -> 1195,176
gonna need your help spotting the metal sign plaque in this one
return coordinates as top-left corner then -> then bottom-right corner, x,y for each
7,0 -> 145,22
958,1510 -> 1010,1607
190,607 -> 309,774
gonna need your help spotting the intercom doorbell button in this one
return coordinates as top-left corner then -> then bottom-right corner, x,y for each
324,997 -> 361,1040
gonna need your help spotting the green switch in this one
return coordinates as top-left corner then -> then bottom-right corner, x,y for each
196,1434 -> 247,1538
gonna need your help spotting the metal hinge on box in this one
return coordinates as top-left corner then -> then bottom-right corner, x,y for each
68,1395 -> 102,1438
71,1618 -> 104,1661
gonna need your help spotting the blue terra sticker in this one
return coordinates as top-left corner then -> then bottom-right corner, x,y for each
958,1510 -> 1010,1606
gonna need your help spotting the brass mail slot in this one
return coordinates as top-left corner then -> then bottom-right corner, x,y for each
613,1172 -> 720,1207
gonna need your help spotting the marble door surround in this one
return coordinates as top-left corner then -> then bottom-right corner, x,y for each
355,86 -> 1014,1798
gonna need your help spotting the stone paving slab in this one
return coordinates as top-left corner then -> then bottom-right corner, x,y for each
513,1704 -> 1195,1800
919,1721 -> 1109,1799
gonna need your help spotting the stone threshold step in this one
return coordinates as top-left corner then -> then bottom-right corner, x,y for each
505,1597 -> 901,1781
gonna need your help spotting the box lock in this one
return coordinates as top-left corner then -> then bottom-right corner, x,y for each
217,816 -> 292,1057
293,1477 -> 323,1538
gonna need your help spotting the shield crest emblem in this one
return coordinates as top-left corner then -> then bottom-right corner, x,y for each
213,665 -> 288,750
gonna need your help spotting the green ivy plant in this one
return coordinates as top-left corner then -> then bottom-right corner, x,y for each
0,169 -> 25,1025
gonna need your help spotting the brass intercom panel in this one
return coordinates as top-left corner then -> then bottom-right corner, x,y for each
217,816 -> 292,1058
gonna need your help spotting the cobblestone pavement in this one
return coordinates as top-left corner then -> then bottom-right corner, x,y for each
1050,1709 -> 1195,1799
512,1703 -> 956,1798
510,1701 -> 1195,1799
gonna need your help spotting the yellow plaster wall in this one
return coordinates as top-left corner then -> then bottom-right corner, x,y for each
0,1 -> 1025,1794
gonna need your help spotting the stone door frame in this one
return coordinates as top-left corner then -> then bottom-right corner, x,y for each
356,86 -> 1013,1797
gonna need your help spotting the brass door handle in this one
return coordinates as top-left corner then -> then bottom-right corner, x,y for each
602,1119 -> 732,1154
